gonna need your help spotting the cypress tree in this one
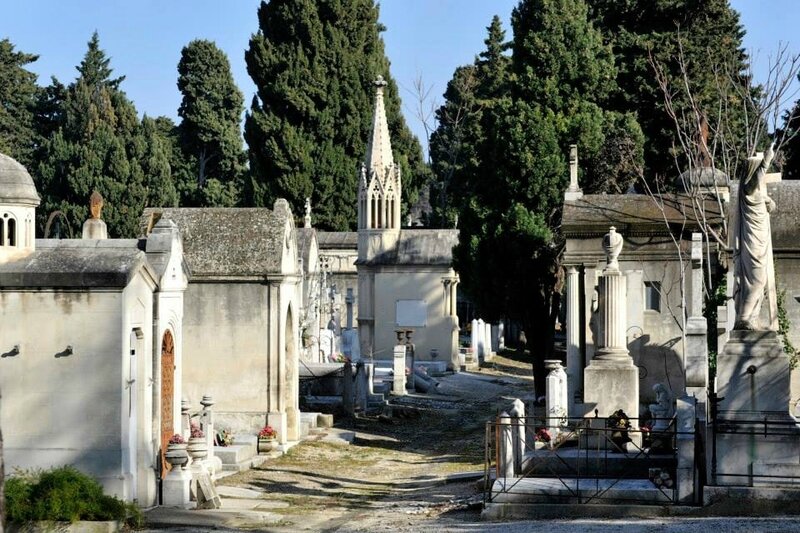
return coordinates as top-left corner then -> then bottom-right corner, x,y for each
176,39 -> 246,207
588,0 -> 750,181
0,39 -> 40,168
433,1 -> 644,392
36,32 -> 174,237
244,0 -> 426,230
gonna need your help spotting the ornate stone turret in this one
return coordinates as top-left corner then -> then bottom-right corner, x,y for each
0,152 -> 39,263
82,191 -> 108,239
358,76 -> 402,262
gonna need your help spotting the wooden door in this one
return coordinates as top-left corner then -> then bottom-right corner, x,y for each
160,331 -> 175,478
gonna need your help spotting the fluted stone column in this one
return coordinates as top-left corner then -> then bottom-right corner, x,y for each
565,266 -> 581,415
583,227 -> 639,423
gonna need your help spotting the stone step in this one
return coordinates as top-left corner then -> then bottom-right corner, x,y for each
316,413 -> 334,428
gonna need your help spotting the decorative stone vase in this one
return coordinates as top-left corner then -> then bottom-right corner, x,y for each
602,226 -> 623,271
187,436 -> 208,463
165,443 -> 189,469
257,437 -> 276,454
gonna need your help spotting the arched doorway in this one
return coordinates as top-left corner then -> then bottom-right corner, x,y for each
159,330 -> 175,478
285,307 -> 299,441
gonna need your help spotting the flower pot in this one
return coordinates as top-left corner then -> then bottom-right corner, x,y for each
165,443 -> 189,469
257,437 -> 276,454
187,436 -> 208,462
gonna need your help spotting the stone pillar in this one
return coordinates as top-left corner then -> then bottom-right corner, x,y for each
676,396 -> 697,504
564,144 -> 583,201
545,360 -> 568,436
162,466 -> 191,508
584,227 -> 639,422
345,288 -> 354,330
498,412 -> 514,483
565,266 -> 581,415
477,319 -> 486,361
200,395 -> 221,479
509,399 -> 526,475
392,345 -> 406,395
686,233 -> 709,408
485,321 -> 493,359
181,398 -> 190,439
471,319 -> 480,363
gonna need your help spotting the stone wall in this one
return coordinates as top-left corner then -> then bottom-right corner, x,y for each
0,277 -> 157,505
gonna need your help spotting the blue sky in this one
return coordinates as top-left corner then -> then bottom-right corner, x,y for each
2,1 -> 798,148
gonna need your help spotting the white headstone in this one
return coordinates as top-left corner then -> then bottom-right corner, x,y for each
392,345 -> 407,395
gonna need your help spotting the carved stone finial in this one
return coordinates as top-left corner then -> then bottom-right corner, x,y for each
374,75 -> 387,88
89,191 -> 104,220
602,226 -> 623,271
564,144 -> 583,200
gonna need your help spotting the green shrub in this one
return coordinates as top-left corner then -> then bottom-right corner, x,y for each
4,466 -> 142,527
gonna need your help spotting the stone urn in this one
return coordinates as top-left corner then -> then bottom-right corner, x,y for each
257,437 -> 277,454
165,443 -> 189,469
602,226 -> 623,271
187,436 -> 208,463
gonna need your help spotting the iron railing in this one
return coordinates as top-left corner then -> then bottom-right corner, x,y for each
484,415 -> 694,506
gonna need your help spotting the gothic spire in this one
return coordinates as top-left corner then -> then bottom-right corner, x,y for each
364,76 -> 394,173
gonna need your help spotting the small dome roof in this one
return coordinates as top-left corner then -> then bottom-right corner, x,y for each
0,152 -> 40,206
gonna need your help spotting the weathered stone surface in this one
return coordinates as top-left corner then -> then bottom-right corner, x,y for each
0,152 -> 40,206
0,239 -> 150,287
140,204 -> 292,277
356,229 -> 459,266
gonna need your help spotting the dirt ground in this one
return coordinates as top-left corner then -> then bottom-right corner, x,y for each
215,351 -> 537,532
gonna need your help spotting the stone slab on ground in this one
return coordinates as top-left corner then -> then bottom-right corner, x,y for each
145,506 -> 283,530
490,477 -> 673,505
216,485 -> 263,499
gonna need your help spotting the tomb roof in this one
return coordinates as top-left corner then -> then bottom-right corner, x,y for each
357,229 -> 459,266
0,152 -> 40,206
0,239 -> 151,287
563,193 -> 724,238
317,231 -> 358,249
140,206 -> 291,277
295,227 -> 317,271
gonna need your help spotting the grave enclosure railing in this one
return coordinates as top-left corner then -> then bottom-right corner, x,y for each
483,415 -> 695,506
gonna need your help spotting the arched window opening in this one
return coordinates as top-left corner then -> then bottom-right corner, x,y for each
7,217 -> 16,246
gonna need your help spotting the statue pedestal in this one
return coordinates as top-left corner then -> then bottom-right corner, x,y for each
714,330 -> 800,486
583,358 -> 640,420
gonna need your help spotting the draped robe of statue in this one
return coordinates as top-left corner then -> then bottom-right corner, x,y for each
734,145 -> 777,331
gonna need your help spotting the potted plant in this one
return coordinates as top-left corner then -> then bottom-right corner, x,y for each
215,428 -> 234,447
257,425 -> 277,453
165,434 -> 189,469
187,424 -> 207,463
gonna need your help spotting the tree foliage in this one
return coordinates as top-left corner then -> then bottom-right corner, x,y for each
176,39 -> 246,207
244,0 -> 427,230
588,0 -> 749,181
432,1 -> 644,390
0,39 -> 41,168
35,33 -> 176,238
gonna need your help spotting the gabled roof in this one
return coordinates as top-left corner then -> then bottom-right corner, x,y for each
140,207 -> 292,278
563,193 -> 724,238
317,231 -> 358,249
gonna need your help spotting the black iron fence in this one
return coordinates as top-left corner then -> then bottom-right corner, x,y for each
484,414 -> 696,506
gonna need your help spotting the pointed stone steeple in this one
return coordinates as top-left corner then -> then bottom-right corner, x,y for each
365,75 -> 394,174
358,75 -> 402,233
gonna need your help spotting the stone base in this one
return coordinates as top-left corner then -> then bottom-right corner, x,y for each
714,330 -> 800,486
583,359 -> 639,420
162,468 -> 191,508
717,330 -> 791,412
